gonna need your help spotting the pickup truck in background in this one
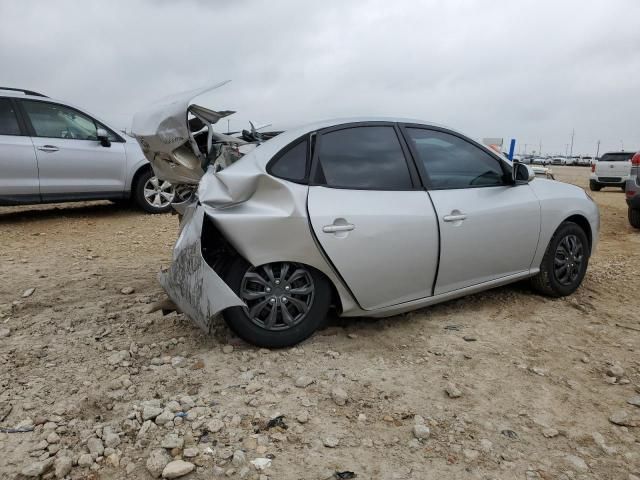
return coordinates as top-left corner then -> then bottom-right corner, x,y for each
590,151 -> 633,191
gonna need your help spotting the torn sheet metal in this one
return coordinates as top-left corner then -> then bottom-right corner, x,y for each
159,203 -> 244,332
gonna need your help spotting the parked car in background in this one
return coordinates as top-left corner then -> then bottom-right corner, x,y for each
551,157 -> 566,166
625,152 -> 640,228
578,156 -> 592,166
132,86 -> 600,347
0,87 -> 173,213
590,151 -> 633,191
532,157 -> 547,165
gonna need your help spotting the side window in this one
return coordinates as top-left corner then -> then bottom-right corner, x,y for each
270,139 -> 308,182
0,98 -> 21,136
405,128 -> 507,189
315,126 -> 412,189
22,101 -> 98,140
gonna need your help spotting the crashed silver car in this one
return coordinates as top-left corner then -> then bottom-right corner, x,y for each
133,85 -> 600,348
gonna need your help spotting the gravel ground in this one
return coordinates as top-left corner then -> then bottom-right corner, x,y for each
0,166 -> 638,480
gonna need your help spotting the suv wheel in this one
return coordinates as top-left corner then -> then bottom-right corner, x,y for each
134,169 -> 174,214
531,221 -> 590,297
223,258 -> 331,348
629,208 -> 640,229
589,180 -> 601,191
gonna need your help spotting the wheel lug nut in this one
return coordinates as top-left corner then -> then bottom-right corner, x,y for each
269,297 -> 276,303
266,287 -> 271,293
281,297 -> 287,303
285,285 -> 290,291
275,280 -> 281,285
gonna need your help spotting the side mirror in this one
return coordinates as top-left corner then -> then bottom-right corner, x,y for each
97,128 -> 111,147
513,162 -> 535,183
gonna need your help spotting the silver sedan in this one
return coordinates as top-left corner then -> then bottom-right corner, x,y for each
133,89 -> 599,348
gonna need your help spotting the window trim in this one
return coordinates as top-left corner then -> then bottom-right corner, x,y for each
309,121 -> 421,191
0,97 -> 28,136
265,133 -> 311,185
16,99 -> 125,143
398,123 -> 513,191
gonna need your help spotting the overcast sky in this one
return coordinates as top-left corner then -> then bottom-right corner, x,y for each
2,0 -> 639,155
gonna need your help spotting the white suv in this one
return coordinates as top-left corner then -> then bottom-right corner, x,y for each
0,87 -> 173,213
590,151 -> 634,191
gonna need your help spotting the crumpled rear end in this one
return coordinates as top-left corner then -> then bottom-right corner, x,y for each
159,202 -> 244,332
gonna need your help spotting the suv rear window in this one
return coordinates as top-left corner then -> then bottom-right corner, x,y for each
0,98 -> 21,136
600,153 -> 633,162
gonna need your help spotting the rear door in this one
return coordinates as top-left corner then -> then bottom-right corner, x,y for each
0,97 -> 40,203
307,123 -> 439,310
401,126 -> 541,295
596,152 -> 632,180
19,99 -> 127,200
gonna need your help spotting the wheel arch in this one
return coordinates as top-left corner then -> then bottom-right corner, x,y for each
200,213 -> 345,316
130,163 -> 152,194
563,214 -> 592,252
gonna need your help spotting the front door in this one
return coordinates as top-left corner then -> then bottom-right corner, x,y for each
401,126 -> 541,295
307,124 -> 439,310
20,99 -> 126,200
0,98 -> 40,203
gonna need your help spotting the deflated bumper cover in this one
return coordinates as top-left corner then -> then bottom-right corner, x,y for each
159,203 -> 244,332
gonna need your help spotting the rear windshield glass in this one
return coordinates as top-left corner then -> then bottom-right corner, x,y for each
600,153 -> 633,162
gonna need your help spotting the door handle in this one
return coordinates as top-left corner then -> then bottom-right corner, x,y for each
443,213 -> 467,222
37,145 -> 59,152
322,224 -> 355,233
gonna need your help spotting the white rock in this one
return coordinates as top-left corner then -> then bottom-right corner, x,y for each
627,395 -> 640,407
232,450 -> 247,466
606,364 -> 624,378
161,433 -> 183,449
323,436 -> 339,448
104,432 -> 120,448
0,327 -> 10,338
21,458 -> 54,477
331,387 -> 348,406
413,424 -> 430,440
565,454 -> 588,472
251,458 -> 272,470
542,428 -> 559,438
77,453 -> 93,467
107,350 -> 129,365
207,419 -> 225,433
179,395 -> 195,410
222,345 -> 234,354
155,410 -> 175,426
120,286 -> 135,295
183,447 -> 198,458
295,376 -> 314,388
22,287 -> 36,298
146,449 -> 171,478
87,437 -> 104,457
54,456 -> 72,478
445,383 -> 462,398
143,405 -> 164,421
46,432 -> 60,444
162,460 -> 195,479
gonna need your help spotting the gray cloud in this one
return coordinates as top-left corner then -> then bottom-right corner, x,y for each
1,0 -> 638,155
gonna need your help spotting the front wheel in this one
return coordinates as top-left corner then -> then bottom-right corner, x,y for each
133,169 -> 174,214
531,221 -> 590,297
589,180 -> 601,191
223,259 -> 331,348
629,208 -> 640,229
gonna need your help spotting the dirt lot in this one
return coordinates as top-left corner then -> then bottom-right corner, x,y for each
0,166 -> 638,480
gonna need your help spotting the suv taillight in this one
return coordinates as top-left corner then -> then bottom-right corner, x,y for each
591,163 -> 596,172
632,152 -> 640,166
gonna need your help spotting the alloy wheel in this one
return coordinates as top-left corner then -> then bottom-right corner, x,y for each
554,234 -> 584,286
239,262 -> 315,331
143,176 -> 175,208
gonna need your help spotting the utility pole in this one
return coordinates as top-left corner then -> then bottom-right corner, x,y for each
621,140 -> 624,151
539,140 -> 542,156
569,129 -> 574,160
595,140 -> 600,160
523,144 -> 528,155
565,144 -> 569,157
227,119 -> 230,134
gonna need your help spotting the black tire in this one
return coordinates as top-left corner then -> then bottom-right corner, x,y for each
133,169 -> 173,214
531,221 -> 590,297
589,180 -> 601,191
223,257 -> 331,348
629,208 -> 640,229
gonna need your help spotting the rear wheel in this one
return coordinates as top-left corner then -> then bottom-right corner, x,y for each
629,208 -> 640,229
223,258 -> 331,348
531,221 -> 589,297
589,180 -> 601,191
133,169 -> 174,214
